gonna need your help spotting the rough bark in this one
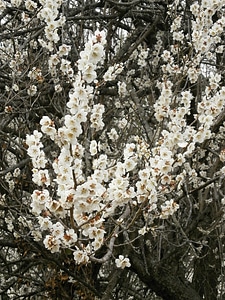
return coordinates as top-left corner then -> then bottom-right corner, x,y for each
129,248 -> 201,300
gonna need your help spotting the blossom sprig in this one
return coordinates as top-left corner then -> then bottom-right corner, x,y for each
27,30 -> 129,264
37,0 -> 65,45
188,0 -> 225,85
103,63 -> 124,82
160,199 -> 179,219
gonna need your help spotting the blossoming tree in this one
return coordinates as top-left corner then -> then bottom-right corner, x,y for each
1,0 -> 225,299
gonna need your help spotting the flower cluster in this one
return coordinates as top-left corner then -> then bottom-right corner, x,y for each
28,67 -> 44,83
43,225 -> 78,253
37,0 -> 65,47
30,3 -> 225,268
4,168 -> 20,192
160,199 -> 179,219
103,63 -> 123,81
27,21 -> 187,262
26,31 -> 118,264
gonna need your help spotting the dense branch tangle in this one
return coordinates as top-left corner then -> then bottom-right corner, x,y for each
0,0 -> 225,300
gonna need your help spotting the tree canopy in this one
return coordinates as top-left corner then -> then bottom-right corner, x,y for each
0,0 -> 225,299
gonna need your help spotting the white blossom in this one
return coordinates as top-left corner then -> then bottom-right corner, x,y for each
115,255 -> 131,269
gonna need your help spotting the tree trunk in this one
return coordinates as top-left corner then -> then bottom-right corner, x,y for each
129,249 -> 201,300
193,240 -> 220,300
